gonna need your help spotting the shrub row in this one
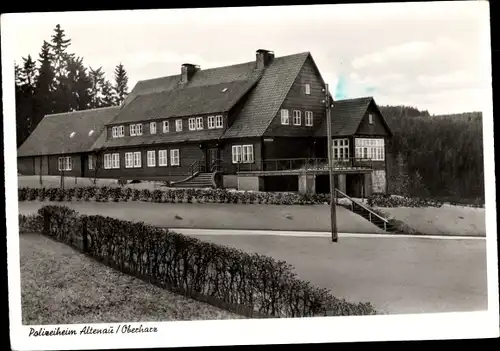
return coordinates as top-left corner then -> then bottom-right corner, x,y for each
18,186 -> 331,205
19,205 -> 377,318
367,193 -> 444,208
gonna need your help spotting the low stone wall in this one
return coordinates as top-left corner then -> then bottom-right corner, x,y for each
237,176 -> 263,191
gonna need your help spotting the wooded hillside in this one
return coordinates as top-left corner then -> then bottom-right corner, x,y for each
380,105 -> 484,204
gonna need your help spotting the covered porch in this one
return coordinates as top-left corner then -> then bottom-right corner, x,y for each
235,157 -> 374,197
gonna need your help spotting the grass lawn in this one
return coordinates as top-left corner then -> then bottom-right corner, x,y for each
20,233 -> 241,325
186,233 -> 488,315
18,201 -> 385,233
374,204 -> 486,237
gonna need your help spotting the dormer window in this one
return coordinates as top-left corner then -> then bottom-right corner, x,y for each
130,123 -> 143,136
112,126 -> 124,138
208,116 -> 215,129
163,121 -> 169,133
280,109 -> 289,125
188,118 -> 196,131
305,84 -> 311,95
176,119 -> 183,132
196,117 -> 203,130
150,122 -> 157,134
215,115 -> 223,128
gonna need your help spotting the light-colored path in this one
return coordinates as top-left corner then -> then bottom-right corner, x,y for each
183,233 -> 488,315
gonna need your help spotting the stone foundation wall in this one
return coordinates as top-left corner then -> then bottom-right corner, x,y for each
372,170 -> 386,193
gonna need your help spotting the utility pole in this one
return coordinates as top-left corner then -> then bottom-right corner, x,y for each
324,84 -> 338,242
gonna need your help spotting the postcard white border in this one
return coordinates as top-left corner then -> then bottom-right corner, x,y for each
3,3 -> 499,350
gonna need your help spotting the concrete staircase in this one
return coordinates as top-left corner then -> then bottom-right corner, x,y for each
335,189 -> 399,233
170,172 -> 215,189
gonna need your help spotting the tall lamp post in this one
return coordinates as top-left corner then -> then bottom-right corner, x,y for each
323,84 -> 338,243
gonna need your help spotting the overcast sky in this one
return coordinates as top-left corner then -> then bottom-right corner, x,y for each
5,1 -> 491,115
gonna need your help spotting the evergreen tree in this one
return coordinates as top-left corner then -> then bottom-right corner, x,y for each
89,66 -> 114,108
19,55 -> 37,88
14,63 -> 22,86
49,24 -> 75,113
49,24 -> 73,84
113,63 -> 129,105
64,56 -> 92,111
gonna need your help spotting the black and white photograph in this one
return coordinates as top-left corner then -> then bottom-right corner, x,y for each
3,1 -> 499,350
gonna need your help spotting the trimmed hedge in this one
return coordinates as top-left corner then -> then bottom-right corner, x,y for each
19,205 -> 377,318
367,193 -> 444,208
17,186 -> 331,206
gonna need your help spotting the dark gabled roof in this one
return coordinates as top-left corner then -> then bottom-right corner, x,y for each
112,79 -> 260,124
17,106 -> 119,157
100,51 -> 311,148
121,60 -> 263,107
222,52 -> 309,138
315,96 -> 392,137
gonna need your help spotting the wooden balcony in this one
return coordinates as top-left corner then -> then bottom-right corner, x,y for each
227,157 -> 374,176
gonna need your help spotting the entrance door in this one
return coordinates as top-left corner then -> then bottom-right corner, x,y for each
206,148 -> 219,172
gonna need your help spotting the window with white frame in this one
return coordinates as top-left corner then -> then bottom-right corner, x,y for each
305,111 -> 313,126
104,154 -> 112,169
332,139 -> 349,160
232,145 -> 241,163
158,150 -> 168,166
133,151 -> 142,167
232,144 -> 254,163
130,124 -> 143,136
280,109 -> 289,125
355,138 -> 385,161
196,117 -> 203,130
242,145 -> 254,163
112,153 -> 120,169
111,126 -> 124,138
163,121 -> 169,133
125,153 -> 134,168
176,119 -> 183,132
215,115 -> 223,128
293,110 -> 301,125
104,153 -> 119,169
147,150 -> 156,167
58,156 -> 72,171
89,155 -> 94,170
305,84 -> 311,95
208,116 -> 215,129
368,113 -> 374,124
170,149 -> 180,166
188,118 -> 196,131
150,122 -> 157,134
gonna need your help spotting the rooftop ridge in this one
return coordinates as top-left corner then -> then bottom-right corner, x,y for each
134,51 -> 311,86
44,106 -> 120,118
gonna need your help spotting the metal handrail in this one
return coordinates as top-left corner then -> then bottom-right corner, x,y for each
335,188 -> 389,224
188,160 -> 199,175
210,159 -> 223,172
232,157 -> 374,173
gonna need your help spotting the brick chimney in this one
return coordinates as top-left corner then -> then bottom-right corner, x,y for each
256,49 -> 275,69
181,63 -> 200,83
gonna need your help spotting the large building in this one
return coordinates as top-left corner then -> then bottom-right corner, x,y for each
17,49 -> 393,196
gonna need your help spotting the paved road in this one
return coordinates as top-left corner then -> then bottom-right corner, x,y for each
178,230 -> 488,315
18,202 -> 488,315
